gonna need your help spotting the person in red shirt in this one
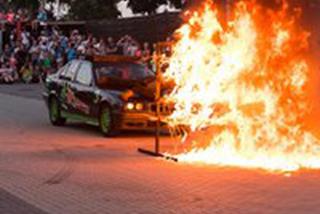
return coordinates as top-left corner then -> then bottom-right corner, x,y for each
6,9 -> 15,24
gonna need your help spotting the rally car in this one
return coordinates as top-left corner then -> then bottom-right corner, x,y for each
43,55 -> 172,136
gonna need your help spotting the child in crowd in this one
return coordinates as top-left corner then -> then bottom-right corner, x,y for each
0,62 -> 17,84
20,62 -> 34,83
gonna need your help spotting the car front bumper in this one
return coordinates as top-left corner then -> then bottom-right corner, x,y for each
119,112 -> 169,131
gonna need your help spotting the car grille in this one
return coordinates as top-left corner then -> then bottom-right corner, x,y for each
148,103 -> 174,115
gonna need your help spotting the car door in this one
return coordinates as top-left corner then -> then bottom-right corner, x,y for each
69,61 -> 97,117
47,62 -> 70,106
59,60 -> 81,113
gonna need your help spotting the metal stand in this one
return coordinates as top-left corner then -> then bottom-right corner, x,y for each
137,148 -> 178,162
137,42 -> 178,163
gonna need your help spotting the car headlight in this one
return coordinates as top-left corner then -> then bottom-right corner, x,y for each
135,103 -> 144,111
125,102 -> 144,111
125,102 -> 135,111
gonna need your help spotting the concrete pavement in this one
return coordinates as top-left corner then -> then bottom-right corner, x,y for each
0,85 -> 320,214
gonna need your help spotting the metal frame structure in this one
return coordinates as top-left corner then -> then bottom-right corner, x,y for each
137,42 -> 178,162
137,0 -> 234,162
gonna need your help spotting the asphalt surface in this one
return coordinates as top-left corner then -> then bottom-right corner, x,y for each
0,83 -> 44,100
1,84 -> 320,214
0,84 -> 47,214
0,188 -> 47,214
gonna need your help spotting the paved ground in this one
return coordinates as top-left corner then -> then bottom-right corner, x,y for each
0,188 -> 47,214
1,84 -> 320,214
0,83 -> 43,100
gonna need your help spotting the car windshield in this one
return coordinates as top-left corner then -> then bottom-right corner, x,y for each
95,62 -> 154,81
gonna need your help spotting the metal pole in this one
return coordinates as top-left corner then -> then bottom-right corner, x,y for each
155,44 -> 161,154
136,41 -> 178,163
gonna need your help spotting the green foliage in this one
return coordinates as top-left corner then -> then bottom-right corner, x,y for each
2,0 -> 40,10
60,0 -> 121,20
126,0 -> 184,15
3,0 -> 121,20
1,0 -> 185,20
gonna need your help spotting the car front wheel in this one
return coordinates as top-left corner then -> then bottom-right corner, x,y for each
49,97 -> 66,126
99,105 -> 116,137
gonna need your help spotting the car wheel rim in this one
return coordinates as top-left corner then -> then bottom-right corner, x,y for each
101,109 -> 111,133
50,100 -> 58,121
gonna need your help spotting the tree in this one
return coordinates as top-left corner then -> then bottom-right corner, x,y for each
168,0 -> 185,9
66,0 -> 121,20
2,0 -> 40,11
54,0 -> 121,20
2,0 -> 186,20
2,0 -> 121,20
126,0 -> 185,15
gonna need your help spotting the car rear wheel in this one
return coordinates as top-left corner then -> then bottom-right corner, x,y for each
49,97 -> 66,126
99,105 -> 116,137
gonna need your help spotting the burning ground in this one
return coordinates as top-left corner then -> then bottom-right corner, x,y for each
164,0 -> 320,172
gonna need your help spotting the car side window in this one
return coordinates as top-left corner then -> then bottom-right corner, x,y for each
75,62 -> 93,86
59,63 -> 71,78
95,65 -> 126,79
97,66 -> 120,78
66,61 -> 80,80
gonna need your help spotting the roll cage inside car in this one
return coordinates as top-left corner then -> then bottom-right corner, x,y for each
58,60 -> 96,87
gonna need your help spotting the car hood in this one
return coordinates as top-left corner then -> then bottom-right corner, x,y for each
98,77 -> 157,102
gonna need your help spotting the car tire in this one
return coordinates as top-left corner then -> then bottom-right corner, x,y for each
99,105 -> 116,137
49,97 -> 66,126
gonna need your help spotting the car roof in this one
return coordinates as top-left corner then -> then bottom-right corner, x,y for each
90,55 -> 141,64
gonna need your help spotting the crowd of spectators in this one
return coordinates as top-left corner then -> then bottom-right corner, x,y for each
0,6 -> 154,84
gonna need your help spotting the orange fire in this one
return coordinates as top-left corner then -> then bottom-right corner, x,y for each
164,0 -> 320,172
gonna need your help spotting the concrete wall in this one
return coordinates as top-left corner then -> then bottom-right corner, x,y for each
85,0 -> 319,53
86,12 -> 181,43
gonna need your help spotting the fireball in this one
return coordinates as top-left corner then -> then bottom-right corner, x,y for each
164,0 -> 320,172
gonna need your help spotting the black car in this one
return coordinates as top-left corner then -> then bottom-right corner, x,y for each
43,55 -> 171,136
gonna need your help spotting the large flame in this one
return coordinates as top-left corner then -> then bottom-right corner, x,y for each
164,0 -> 320,172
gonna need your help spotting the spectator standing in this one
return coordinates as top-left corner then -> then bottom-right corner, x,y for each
127,38 -> 140,57
96,38 -> 107,55
6,9 -> 15,24
60,34 -> 68,50
66,43 -> 77,62
3,44 -> 11,61
37,6 -> 48,26
142,42 -> 151,61
21,27 -> 31,48
30,50 -> 40,67
14,43 -> 27,75
117,35 -> 131,56
106,37 -> 118,54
